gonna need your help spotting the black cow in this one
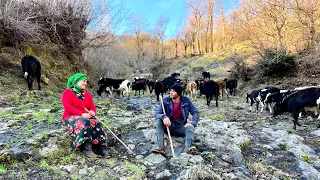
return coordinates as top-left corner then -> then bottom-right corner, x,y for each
162,76 -> 177,92
195,79 -> 204,90
21,55 -> 42,91
273,87 -> 320,130
199,80 -> 219,107
202,71 -> 211,79
132,78 -> 147,96
154,81 -> 164,101
224,79 -> 238,96
97,77 -> 130,97
171,72 -> 180,79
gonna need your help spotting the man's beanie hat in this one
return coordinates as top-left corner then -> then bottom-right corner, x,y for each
170,83 -> 183,96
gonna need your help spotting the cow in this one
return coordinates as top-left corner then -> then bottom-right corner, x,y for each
273,87 -> 320,130
154,80 -> 164,101
258,87 -> 280,113
224,79 -> 238,96
247,89 -> 262,112
215,79 -> 229,98
97,77 -> 130,97
195,79 -> 204,90
162,76 -> 177,92
264,90 -> 292,114
202,71 -> 211,79
132,77 -> 147,96
21,55 -> 41,90
199,80 -> 219,107
148,79 -> 156,96
185,82 -> 197,100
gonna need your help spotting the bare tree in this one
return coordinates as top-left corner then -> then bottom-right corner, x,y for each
187,0 -> 207,55
153,16 -> 169,60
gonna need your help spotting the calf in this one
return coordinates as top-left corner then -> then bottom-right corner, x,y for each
215,79 -> 229,98
97,77 -> 130,97
224,79 -> 238,96
200,80 -> 219,107
185,82 -> 197,100
154,81 -> 164,101
21,55 -> 41,90
202,71 -> 211,79
273,87 -> 320,130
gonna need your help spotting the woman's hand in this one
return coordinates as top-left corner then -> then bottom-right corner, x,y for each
88,110 -> 95,117
81,113 -> 92,119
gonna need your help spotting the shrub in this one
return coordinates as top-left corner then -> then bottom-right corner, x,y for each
259,48 -> 295,77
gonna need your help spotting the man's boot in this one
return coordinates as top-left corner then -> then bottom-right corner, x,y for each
83,142 -> 99,158
98,146 -> 111,158
152,134 -> 166,156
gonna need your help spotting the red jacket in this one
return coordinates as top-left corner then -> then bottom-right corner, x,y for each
61,89 -> 96,121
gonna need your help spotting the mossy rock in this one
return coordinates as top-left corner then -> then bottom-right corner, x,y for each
0,151 -> 14,164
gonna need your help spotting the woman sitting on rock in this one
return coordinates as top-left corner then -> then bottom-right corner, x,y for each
61,73 -> 109,158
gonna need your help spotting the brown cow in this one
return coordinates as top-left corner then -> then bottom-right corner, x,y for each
215,80 -> 229,98
185,82 -> 197,100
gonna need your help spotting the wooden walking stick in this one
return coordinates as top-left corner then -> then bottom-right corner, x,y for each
84,108 -> 136,155
159,96 -> 175,157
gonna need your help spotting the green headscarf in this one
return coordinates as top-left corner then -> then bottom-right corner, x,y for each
67,73 -> 87,93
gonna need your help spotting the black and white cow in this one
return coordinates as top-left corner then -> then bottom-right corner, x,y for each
132,77 -> 147,96
97,77 -> 130,97
259,86 -> 280,113
264,90 -> 292,114
202,71 -> 211,79
21,55 -> 42,90
273,87 -> 320,130
224,79 -> 238,96
154,80 -> 164,101
199,80 -> 219,107
247,89 -> 262,112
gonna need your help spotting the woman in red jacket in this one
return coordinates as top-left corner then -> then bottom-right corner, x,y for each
62,73 -> 108,158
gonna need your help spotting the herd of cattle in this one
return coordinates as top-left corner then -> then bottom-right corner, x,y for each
246,86 -> 320,130
19,56 -> 320,130
96,72 -> 238,106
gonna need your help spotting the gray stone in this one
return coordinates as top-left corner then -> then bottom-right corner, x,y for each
144,154 -> 166,165
136,122 -> 149,130
135,155 -> 144,160
79,168 -> 88,175
60,165 -> 78,173
39,137 -> 58,156
170,153 -> 192,166
189,155 -> 204,164
221,154 -> 233,163
298,161 -> 320,180
155,169 -> 172,179
88,167 -> 95,174
310,130 -> 320,137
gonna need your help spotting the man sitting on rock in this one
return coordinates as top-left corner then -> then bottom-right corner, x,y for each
152,84 -> 200,156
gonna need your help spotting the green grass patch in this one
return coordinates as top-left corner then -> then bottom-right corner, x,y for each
247,162 -> 290,180
278,143 -> 287,151
33,111 -> 48,120
121,161 -> 144,175
238,140 -> 251,151
210,112 -> 226,121
0,164 -> 6,174
301,154 -> 313,164
47,118 -> 55,125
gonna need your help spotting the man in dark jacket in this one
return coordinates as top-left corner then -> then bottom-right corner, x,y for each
152,84 -> 200,156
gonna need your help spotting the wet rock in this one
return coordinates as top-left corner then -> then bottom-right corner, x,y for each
298,161 -> 320,180
221,154 -> 233,163
170,153 -> 192,166
189,155 -> 204,164
11,145 -> 33,162
0,120 -> 15,133
136,122 -> 150,130
60,164 -> 78,173
135,155 -> 144,160
144,154 -> 166,165
39,137 -> 58,156
184,164 -> 222,180
310,130 -> 320,137
155,169 -> 172,179
79,168 -> 88,175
